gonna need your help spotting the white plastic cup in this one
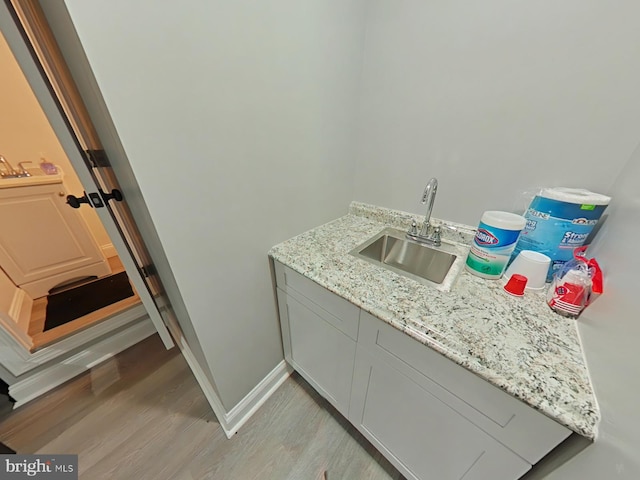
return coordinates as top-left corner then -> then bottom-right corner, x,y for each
504,250 -> 551,291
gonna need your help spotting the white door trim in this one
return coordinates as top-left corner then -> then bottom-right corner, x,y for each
0,304 -> 148,377
9,316 -> 156,407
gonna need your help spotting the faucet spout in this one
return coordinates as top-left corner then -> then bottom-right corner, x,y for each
406,177 -> 441,247
0,155 -> 19,178
420,177 -> 438,236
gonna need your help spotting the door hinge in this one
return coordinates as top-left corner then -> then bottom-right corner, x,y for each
84,149 -> 111,168
140,264 -> 159,279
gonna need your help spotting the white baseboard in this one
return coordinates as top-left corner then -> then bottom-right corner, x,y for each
101,243 -> 118,259
179,338 -> 291,439
10,318 -> 156,408
222,360 -> 292,438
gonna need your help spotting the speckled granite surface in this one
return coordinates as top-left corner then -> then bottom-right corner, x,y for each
269,202 -> 600,440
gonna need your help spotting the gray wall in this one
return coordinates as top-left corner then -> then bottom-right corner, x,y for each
39,0 -> 217,391
55,0 -> 640,475
353,1 -> 640,478
62,0 -> 366,409
354,0 -> 640,226
547,146 -> 640,477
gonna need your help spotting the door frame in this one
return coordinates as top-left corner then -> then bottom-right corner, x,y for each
1,0 -> 175,348
0,0 -> 267,437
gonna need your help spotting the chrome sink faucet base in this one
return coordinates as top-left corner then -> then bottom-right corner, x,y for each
406,177 -> 441,247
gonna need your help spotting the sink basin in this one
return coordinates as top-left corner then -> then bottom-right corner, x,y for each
350,228 -> 461,288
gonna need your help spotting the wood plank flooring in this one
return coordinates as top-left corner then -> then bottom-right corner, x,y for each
0,335 -> 404,480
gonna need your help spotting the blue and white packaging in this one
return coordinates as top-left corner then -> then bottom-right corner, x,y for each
512,188 -> 611,281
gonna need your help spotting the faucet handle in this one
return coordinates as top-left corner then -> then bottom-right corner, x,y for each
426,225 -> 442,247
408,220 -> 418,236
18,161 -> 33,175
433,225 -> 441,242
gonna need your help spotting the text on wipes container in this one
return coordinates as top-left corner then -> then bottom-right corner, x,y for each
474,229 -> 499,246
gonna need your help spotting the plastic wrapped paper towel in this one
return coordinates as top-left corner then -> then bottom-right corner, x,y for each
511,187 -> 611,281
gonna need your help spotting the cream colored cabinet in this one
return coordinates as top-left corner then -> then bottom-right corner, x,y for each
0,181 -> 110,298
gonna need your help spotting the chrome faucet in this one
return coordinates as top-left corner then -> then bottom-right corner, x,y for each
17,161 -> 32,177
0,155 -> 19,178
0,155 -> 31,178
406,177 -> 441,246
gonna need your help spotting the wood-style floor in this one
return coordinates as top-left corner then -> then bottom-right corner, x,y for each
0,335 -> 404,480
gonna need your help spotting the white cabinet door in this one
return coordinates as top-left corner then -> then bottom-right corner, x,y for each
349,345 -> 531,480
278,290 -> 357,417
356,312 -> 571,465
275,259 -> 359,416
0,182 -> 110,297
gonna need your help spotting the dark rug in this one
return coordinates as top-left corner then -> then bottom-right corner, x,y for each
44,272 -> 134,331
0,441 -> 15,454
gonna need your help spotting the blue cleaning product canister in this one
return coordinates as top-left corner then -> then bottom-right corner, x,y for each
512,187 -> 611,281
465,211 -> 527,279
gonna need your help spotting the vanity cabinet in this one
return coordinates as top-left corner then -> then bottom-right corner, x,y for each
350,312 -> 571,480
273,261 -> 572,480
0,182 -> 111,298
275,262 -> 359,417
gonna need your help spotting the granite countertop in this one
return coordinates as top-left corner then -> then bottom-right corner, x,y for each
269,202 -> 600,440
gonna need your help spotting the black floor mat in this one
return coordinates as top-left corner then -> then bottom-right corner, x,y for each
44,272 -> 134,331
0,441 -> 15,454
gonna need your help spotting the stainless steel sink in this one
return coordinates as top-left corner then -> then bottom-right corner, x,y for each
350,228 -> 458,287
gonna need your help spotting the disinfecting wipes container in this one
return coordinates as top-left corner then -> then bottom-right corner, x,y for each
512,187 -> 610,281
466,211 -> 526,279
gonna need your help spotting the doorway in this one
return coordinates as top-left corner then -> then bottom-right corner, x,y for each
0,30 -> 142,352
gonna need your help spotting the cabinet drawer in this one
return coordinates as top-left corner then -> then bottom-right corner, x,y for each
274,261 -> 359,340
358,312 -> 571,464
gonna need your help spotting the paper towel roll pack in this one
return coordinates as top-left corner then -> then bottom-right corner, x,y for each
512,187 -> 611,281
